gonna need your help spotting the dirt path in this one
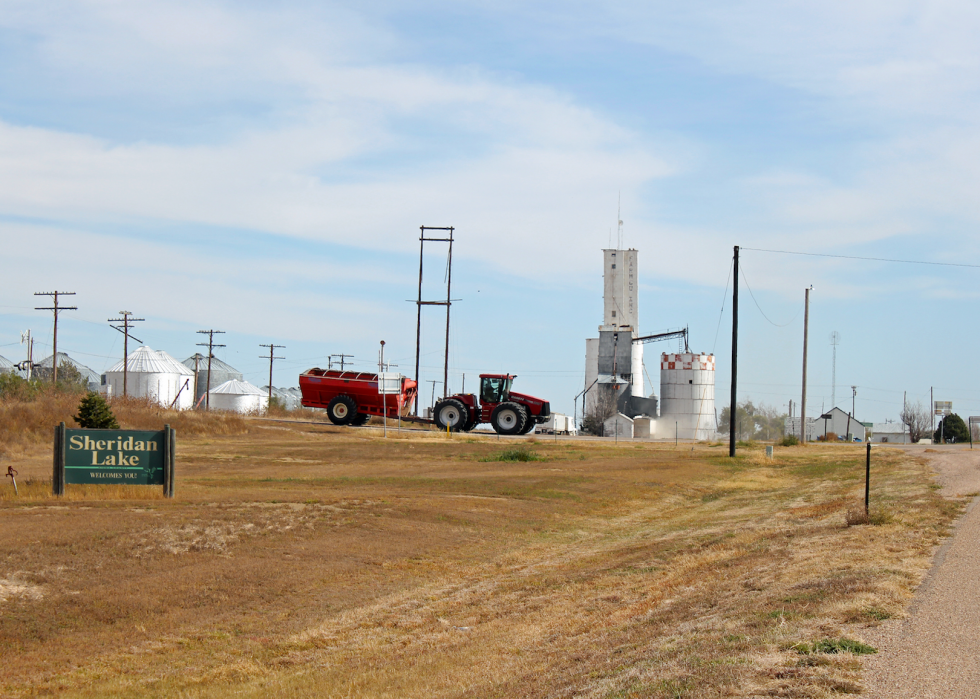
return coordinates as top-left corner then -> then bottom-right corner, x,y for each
862,446 -> 980,698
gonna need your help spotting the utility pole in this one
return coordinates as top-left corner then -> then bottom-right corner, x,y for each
34,291 -> 77,384
830,331 -> 840,408
413,226 -> 455,415
20,330 -> 33,380
851,386 -> 857,421
800,287 -> 811,444
730,246 -> 738,457
108,311 -> 144,397
329,354 -> 353,372
930,386 -> 934,435
259,344 -> 286,404
427,380 -> 440,412
196,330 -> 226,410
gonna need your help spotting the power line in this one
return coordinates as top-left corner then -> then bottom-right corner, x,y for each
739,266 -> 803,328
711,257 -> 734,354
741,247 -> 980,269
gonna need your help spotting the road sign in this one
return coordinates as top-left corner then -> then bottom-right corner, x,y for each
378,373 -> 402,395
934,401 -> 952,416
53,423 -> 174,496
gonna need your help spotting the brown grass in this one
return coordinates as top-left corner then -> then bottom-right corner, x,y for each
0,424 -> 964,698
0,389 -> 249,453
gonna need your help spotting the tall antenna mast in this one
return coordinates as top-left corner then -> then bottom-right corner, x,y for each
829,331 -> 840,408
617,192 -> 623,249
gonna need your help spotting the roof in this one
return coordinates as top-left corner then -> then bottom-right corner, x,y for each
872,422 -> 906,434
209,379 -> 265,396
182,354 -> 241,375
37,353 -> 101,383
106,346 -> 194,376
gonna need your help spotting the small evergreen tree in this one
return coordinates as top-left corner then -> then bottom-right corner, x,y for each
934,413 -> 970,443
73,392 -> 119,429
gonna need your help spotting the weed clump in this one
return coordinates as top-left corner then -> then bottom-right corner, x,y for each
793,638 -> 877,655
846,506 -> 893,527
780,434 -> 800,447
480,446 -> 543,462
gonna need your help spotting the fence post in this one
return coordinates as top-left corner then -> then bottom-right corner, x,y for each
168,426 -> 176,498
52,422 -> 66,496
865,442 -> 871,516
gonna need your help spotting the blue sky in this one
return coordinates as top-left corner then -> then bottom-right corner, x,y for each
2,1 -> 979,424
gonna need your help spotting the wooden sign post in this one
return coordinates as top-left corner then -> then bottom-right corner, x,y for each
53,422 -> 175,498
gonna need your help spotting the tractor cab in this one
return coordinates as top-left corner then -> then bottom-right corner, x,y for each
479,374 -> 514,406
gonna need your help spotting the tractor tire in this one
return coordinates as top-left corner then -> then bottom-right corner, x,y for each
434,398 -> 468,432
327,395 -> 357,425
491,402 -> 527,435
350,412 -> 370,426
462,413 -> 480,432
518,408 -> 536,435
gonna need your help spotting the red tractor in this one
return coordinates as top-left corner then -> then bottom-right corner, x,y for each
433,374 -> 550,435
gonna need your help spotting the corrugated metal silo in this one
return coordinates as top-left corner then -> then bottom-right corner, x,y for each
660,352 -> 716,440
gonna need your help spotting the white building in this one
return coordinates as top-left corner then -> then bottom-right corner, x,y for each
208,379 -> 269,414
869,421 -> 908,444
784,417 -> 820,442
104,346 -> 195,409
812,407 -> 866,441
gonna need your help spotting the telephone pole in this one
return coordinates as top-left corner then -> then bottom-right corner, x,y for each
196,330 -> 226,410
34,291 -> 77,384
108,311 -> 144,397
259,344 -> 286,403
329,354 -> 354,371
730,246 -> 738,457
800,287 -> 811,444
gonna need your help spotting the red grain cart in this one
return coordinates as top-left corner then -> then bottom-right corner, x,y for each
299,368 -> 418,425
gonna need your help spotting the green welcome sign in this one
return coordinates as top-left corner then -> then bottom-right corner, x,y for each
53,422 -> 175,497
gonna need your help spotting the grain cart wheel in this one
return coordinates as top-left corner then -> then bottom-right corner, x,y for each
490,402 -> 527,435
434,398 -> 468,431
327,395 -> 357,425
350,412 -> 370,426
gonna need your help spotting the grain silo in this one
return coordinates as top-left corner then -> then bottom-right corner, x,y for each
38,352 -> 101,391
659,352 -> 716,440
104,347 -> 195,409
0,353 -> 16,375
208,379 -> 268,414
183,354 -> 244,406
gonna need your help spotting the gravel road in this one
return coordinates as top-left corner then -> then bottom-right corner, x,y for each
861,446 -> 980,698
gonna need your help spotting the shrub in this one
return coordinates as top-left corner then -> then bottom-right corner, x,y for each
780,434 -> 800,447
480,446 -> 543,462
794,638 -> 877,655
73,393 -> 119,429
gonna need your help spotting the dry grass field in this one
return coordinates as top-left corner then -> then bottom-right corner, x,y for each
0,409 -> 965,698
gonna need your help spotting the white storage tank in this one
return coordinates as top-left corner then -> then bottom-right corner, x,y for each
659,352 -> 716,440
208,379 -> 269,414
104,346 -> 195,410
